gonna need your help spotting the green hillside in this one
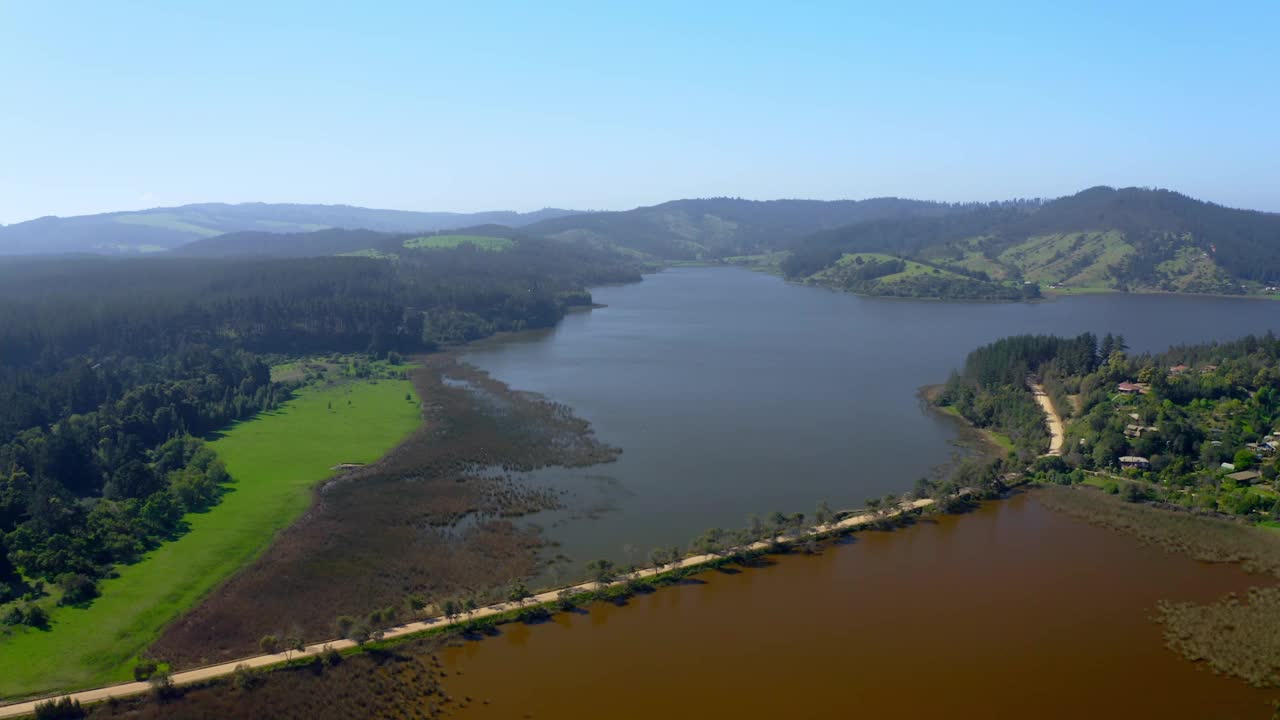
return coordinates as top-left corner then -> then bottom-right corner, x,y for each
403,234 -> 515,251
783,187 -> 1280,299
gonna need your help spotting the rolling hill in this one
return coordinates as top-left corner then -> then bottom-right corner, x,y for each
0,203 -> 580,255
781,187 -> 1280,298
519,197 -> 956,259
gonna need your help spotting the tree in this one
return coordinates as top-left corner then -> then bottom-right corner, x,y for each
33,697 -> 85,720
348,621 -> 372,645
258,634 -> 281,655
1233,448 -> 1256,470
284,630 -> 305,660
814,500 -> 831,526
585,559 -> 616,588
441,599 -> 460,622
648,547 -> 668,570
334,615 -> 356,637
463,596 -> 478,618
508,579 -> 531,604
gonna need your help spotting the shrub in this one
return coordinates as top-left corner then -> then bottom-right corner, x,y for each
233,663 -> 264,691
516,606 -> 551,624
323,646 -> 343,666
33,697 -> 85,720
259,634 -> 281,654
133,660 -> 158,681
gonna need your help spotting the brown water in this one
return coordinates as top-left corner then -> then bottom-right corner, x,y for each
439,494 -> 1277,719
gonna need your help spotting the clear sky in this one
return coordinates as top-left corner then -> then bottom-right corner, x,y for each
1,1 -> 1276,224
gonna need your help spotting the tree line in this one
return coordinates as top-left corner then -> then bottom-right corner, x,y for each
0,241 -> 640,616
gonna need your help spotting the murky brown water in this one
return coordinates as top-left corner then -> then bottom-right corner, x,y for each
439,493 -> 1277,719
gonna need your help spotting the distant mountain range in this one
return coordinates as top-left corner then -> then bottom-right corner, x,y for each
517,197 -> 955,258
5,188 -> 1278,299
0,203 -> 580,255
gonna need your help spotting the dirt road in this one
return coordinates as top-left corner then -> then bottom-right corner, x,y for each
1030,383 -> 1064,456
0,499 -> 933,718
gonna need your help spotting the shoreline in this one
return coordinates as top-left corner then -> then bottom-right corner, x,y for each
0,499 -> 935,717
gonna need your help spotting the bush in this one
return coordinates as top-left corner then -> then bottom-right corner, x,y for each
133,660 -> 158,681
515,606 -> 551,624
148,671 -> 180,701
258,634 -> 281,654
323,646 -> 343,666
55,573 -> 98,606
1121,482 -> 1146,503
33,697 -> 85,720
233,663 -> 264,691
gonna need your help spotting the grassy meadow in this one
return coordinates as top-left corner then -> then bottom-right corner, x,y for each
403,234 -> 514,251
0,375 -> 421,699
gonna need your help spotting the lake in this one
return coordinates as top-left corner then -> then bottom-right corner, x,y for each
439,494 -> 1277,719
463,266 -> 1280,572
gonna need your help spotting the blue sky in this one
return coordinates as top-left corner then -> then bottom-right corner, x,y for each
1,1 -> 1276,224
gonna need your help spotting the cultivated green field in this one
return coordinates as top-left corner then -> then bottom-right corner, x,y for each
0,377 -> 421,699
403,234 -> 515,251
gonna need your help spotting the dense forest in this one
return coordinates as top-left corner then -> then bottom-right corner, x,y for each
0,203 -> 578,255
940,332 -> 1280,523
939,333 -> 1104,454
0,240 -> 640,615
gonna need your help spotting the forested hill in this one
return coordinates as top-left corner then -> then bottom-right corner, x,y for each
939,332 -> 1280,523
781,187 -> 1280,298
0,203 -> 580,255
0,240 -> 638,603
171,228 -> 406,258
519,197 -> 954,259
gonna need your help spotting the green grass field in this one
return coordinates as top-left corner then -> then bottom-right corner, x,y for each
112,213 -> 223,237
819,252 -> 967,285
338,248 -> 399,260
403,234 -> 515,251
0,377 -> 421,699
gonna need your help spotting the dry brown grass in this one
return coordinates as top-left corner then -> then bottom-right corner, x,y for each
1156,587 -> 1280,688
150,354 -> 618,668
1037,485 -> 1280,577
89,638 -> 461,719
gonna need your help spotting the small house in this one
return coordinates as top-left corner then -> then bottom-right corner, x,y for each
1119,456 -> 1150,470
1226,470 -> 1262,484
1220,462 -> 1236,471
1117,382 -> 1141,395
1200,365 -> 1219,374
1170,364 -> 1190,375
1124,424 -> 1160,439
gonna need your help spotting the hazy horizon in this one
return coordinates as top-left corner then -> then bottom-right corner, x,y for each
3,184 -> 1278,228
2,1 -> 1277,224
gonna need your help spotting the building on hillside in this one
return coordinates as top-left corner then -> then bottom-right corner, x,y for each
1170,364 -> 1190,375
1119,456 -> 1151,470
1220,462 -> 1236,471
1200,364 -> 1219,374
1226,470 -> 1262,484
1117,382 -> 1141,395
1246,442 -> 1275,456
1124,424 -> 1160,439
